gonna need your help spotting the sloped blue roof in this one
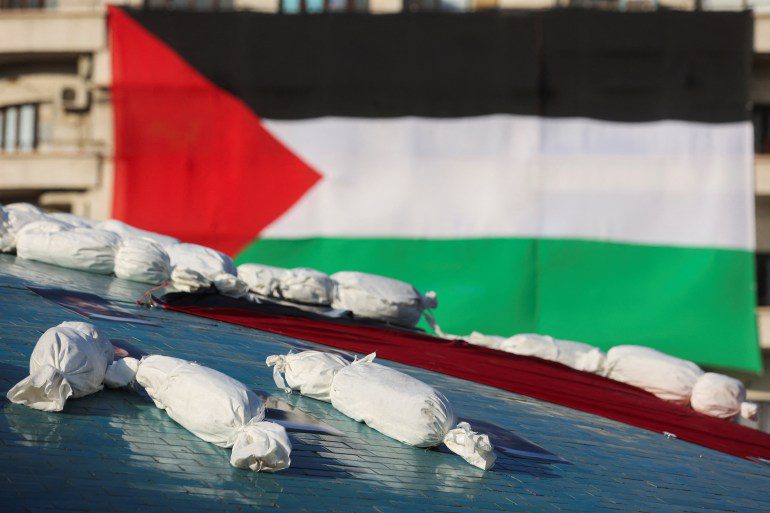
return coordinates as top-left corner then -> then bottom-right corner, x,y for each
1,254 -> 769,513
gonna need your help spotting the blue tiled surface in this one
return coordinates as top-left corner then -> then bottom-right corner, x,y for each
1,254 -> 769,512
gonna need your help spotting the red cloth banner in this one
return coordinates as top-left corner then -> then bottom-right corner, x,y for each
165,304 -> 770,462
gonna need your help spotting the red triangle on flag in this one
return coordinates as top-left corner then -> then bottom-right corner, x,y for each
109,6 -> 321,256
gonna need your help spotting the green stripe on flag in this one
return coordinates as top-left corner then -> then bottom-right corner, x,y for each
237,237 -> 761,372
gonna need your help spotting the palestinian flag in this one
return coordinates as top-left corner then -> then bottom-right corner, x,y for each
109,8 -> 760,371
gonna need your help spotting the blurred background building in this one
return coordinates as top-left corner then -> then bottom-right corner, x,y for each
2,0 -> 770,430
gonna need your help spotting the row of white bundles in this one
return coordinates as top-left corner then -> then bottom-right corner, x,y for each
2,204 -> 437,328
238,265 -> 438,328
7,321 -> 291,472
465,332 -> 606,375
465,329 -> 757,422
266,350 -> 496,470
106,355 -> 291,472
1,203 -> 245,289
604,345 -> 757,420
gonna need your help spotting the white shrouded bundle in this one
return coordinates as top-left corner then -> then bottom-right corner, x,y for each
120,355 -> 291,472
213,273 -> 250,298
266,350 -> 348,402
280,267 -> 334,305
104,357 -> 141,389
331,355 -> 495,469
498,334 -> 606,374
690,373 -> 750,420
170,267 -> 211,292
7,322 -> 114,412
464,331 -> 506,349
605,345 -> 703,405
114,237 -> 171,284
238,264 -> 334,305
330,354 -> 456,447
16,227 -> 122,275
1,203 -> 50,252
330,271 -> 438,328
97,219 -> 179,248
237,264 -> 284,297
167,243 -> 236,280
266,350 -> 495,469
49,212 -> 96,228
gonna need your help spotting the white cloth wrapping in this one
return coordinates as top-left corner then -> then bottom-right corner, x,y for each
464,331 -> 506,349
114,237 -> 171,284
330,271 -> 438,327
135,355 -> 291,472
104,357 -> 141,388
330,354 -> 456,447
606,345 -> 703,405
238,264 -> 333,305
497,334 -> 606,374
0,204 -> 9,252
167,243 -> 236,280
170,267 -> 211,292
266,350 -> 349,402
49,212 -> 96,228
443,422 -> 497,470
7,322 -> 114,411
16,219 -> 73,237
280,268 -> 334,305
238,264 -> 286,297
690,373 -> 746,419
213,273 -> 250,298
97,219 -> 179,248
1,203 -> 50,252
16,227 -> 121,274
741,401 -> 759,422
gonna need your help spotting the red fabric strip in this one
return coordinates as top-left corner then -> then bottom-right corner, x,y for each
165,304 -> 770,461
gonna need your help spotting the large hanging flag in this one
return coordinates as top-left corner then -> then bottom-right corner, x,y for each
110,8 -> 760,371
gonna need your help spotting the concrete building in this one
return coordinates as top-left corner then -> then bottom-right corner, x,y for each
3,0 -> 770,430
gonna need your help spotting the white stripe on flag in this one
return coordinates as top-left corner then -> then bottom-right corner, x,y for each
263,115 -> 754,250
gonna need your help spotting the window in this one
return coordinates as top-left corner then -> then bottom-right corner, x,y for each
280,0 -> 368,13
0,104 -> 38,154
0,0 -> 56,9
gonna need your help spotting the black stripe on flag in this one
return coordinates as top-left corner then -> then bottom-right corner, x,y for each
124,9 -> 752,123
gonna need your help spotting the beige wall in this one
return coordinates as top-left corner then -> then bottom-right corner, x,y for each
0,8 -> 112,218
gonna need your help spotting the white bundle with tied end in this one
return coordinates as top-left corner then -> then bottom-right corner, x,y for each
266,350 -> 349,402
1,203 -> 53,252
115,237 -> 171,284
167,243 -> 236,280
16,227 -> 121,274
238,264 -> 333,305
127,355 -> 291,472
213,273 -> 250,298
7,322 -> 114,411
266,351 -> 495,469
238,264 -> 286,297
606,345 -> 703,405
98,219 -> 179,248
690,372 -> 754,420
170,267 -> 211,292
498,334 -> 606,374
331,271 -> 438,328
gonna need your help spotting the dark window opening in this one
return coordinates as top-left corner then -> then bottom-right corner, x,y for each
0,104 -> 38,154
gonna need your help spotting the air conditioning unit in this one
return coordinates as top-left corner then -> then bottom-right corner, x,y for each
60,83 -> 91,112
